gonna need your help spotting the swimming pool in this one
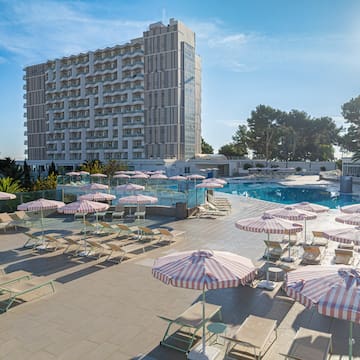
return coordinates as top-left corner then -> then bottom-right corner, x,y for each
217,182 -> 360,209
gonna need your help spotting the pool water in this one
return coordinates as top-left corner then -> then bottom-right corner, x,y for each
217,182 -> 360,209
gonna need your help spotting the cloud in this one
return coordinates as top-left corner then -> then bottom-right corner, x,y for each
0,1 -> 154,64
208,33 -> 249,48
215,120 -> 246,128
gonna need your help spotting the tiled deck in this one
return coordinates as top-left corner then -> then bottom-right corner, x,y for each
0,193 -> 359,359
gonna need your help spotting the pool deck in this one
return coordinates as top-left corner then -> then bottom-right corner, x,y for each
0,178 -> 359,359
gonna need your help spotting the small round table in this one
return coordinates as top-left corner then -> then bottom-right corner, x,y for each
207,322 -> 227,345
268,266 -> 283,282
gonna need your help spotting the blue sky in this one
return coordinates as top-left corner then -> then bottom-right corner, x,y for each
1,0 -> 360,159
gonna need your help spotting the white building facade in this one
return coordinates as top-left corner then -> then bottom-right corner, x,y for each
23,19 -> 201,168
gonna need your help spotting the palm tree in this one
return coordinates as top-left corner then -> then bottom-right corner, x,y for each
0,177 -> 23,193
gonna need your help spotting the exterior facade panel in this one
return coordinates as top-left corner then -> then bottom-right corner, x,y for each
24,19 -> 201,166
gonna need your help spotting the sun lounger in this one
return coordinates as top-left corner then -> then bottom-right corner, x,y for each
0,269 -> 32,287
280,327 -> 332,360
86,239 -> 111,259
0,276 -> 55,313
138,226 -> 160,242
264,240 -> 288,260
23,232 -> 43,248
0,213 -> 16,232
222,315 -> 277,359
334,248 -> 353,265
301,245 -> 325,265
111,205 -> 125,220
134,205 -> 146,220
62,236 -> 82,256
311,231 -> 328,247
158,301 -> 222,353
9,210 -> 32,228
157,228 -> 186,244
197,205 -> 226,218
41,235 -> 65,252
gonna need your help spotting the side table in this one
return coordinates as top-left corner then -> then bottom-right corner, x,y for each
268,266 -> 283,282
207,322 -> 227,345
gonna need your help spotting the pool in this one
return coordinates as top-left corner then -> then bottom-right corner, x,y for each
217,182 -> 360,209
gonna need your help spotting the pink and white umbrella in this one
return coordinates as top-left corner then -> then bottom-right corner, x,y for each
79,171 -> 90,176
132,173 -> 149,179
196,182 -> 223,189
0,192 -> 16,200
202,178 -> 227,185
291,201 -> 329,213
285,265 -> 360,359
341,204 -> 360,214
78,192 -> 115,203
18,198 -> 65,236
152,249 -> 257,355
115,183 -> 145,192
66,171 -> 80,176
169,175 -> 187,181
118,194 -> 157,216
187,174 -> 205,180
336,213 -> 360,226
58,200 -> 109,253
322,227 -> 360,246
266,205 -> 317,244
90,173 -> 107,178
81,183 -> 109,191
113,174 -> 130,179
150,173 -> 168,180
235,213 -> 302,289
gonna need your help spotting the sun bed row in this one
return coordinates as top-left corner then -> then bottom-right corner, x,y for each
0,268 -> 55,312
159,301 -> 332,359
0,211 -> 32,232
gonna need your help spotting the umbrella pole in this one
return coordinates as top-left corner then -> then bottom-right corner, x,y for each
202,288 -> 206,354
349,321 -> 353,360
304,219 -> 307,244
266,233 -> 270,283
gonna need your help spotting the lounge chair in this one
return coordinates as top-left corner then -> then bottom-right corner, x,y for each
222,315 -> 277,359
9,210 -> 32,228
158,301 -> 222,353
138,226 -> 160,242
86,239 -> 111,259
62,236 -> 82,256
111,205 -> 125,220
0,269 -> 32,287
0,276 -> 55,313
197,205 -> 226,218
157,228 -> 186,244
263,240 -> 288,260
334,248 -> 353,265
134,205 -> 146,220
280,327 -> 332,360
301,245 -> 325,265
0,213 -> 16,232
311,231 -> 328,247
98,221 -> 117,234
41,235 -> 65,252
23,232 -> 43,249
114,223 -> 138,238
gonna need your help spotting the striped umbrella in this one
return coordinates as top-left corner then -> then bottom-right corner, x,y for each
285,265 -> 360,359
0,191 -> 16,200
152,249 -> 257,355
291,201 -> 329,213
115,183 -> 145,192
81,183 -> 109,191
266,206 -> 317,245
169,175 -> 187,181
58,200 -> 109,254
235,213 -> 302,290
202,178 -> 227,185
336,214 -> 360,226
18,198 -> 65,238
78,192 -> 115,202
341,204 -> 360,214
322,227 -> 360,246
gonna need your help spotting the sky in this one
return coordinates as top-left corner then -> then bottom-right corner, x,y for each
0,0 -> 360,160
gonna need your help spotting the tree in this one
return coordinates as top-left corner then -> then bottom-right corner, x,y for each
23,160 -> 32,190
231,125 -> 248,156
246,105 -> 284,161
201,138 -> 214,154
103,160 -> 122,177
32,174 -> 57,191
0,177 -> 23,193
80,160 -> 104,174
48,161 -> 57,176
218,144 -> 239,158
0,157 -> 24,181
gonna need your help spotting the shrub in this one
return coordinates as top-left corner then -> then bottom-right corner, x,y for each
295,167 -> 302,172
255,163 -> 264,168
320,166 -> 326,171
243,163 -> 253,170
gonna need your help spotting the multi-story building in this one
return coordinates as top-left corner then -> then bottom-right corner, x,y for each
23,19 -> 201,168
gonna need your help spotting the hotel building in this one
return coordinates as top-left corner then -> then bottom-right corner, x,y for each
23,19 -> 201,168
